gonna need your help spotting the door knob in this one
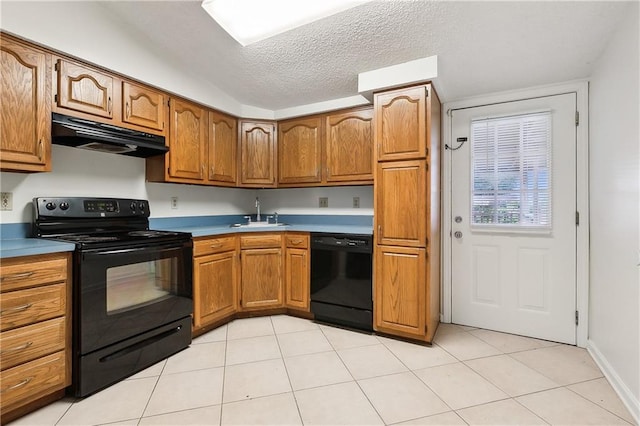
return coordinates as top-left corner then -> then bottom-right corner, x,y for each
454,231 -> 463,239
455,216 -> 463,223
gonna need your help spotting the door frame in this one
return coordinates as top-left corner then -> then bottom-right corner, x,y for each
441,80 -> 590,347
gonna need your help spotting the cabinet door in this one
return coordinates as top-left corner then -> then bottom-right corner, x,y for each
285,234 -> 309,311
325,108 -> 373,182
0,38 -> 51,172
239,121 -> 276,187
374,245 -> 426,339
208,110 -> 237,184
193,250 -> 237,328
375,160 -> 427,247
278,117 -> 322,184
121,81 -> 166,132
240,248 -> 282,309
56,59 -> 114,119
168,98 -> 207,181
375,85 -> 428,161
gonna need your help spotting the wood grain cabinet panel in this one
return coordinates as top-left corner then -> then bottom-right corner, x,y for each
193,250 -> 238,328
240,247 -> 283,310
0,252 -> 71,424
121,81 -> 166,131
375,160 -> 427,248
0,36 -> 51,172
278,117 -> 322,184
239,121 -> 277,187
325,107 -> 374,183
375,85 -> 429,161
167,98 -> 207,182
374,245 -> 426,339
285,233 -> 310,311
208,110 -> 237,185
56,59 -> 114,119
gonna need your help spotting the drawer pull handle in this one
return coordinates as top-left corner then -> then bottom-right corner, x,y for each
1,377 -> 33,394
0,341 -> 33,354
210,243 -> 223,248
289,239 -> 303,245
0,303 -> 33,315
0,272 -> 34,282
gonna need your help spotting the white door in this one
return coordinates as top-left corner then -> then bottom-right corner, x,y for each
451,94 -> 577,344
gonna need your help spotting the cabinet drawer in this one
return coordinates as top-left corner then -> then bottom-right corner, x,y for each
240,234 -> 282,249
0,317 -> 65,370
285,233 -> 309,249
0,351 -> 66,411
0,255 -> 67,293
194,235 -> 236,256
0,284 -> 66,332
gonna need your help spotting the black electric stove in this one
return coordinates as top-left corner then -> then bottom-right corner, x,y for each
32,197 -> 193,397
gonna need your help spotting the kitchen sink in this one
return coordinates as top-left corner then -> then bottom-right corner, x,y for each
229,222 -> 287,228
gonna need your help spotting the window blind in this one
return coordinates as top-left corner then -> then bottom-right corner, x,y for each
471,112 -> 552,229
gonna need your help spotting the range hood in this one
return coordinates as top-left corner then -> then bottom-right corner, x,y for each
51,113 -> 168,158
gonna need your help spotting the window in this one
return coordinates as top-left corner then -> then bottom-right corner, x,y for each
471,112 -> 551,229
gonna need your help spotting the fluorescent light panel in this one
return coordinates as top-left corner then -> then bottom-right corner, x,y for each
202,0 -> 372,46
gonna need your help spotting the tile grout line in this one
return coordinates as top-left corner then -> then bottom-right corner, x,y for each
218,323 -> 229,425
563,383 -> 635,425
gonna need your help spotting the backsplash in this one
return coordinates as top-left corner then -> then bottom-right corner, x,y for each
0,145 -> 374,227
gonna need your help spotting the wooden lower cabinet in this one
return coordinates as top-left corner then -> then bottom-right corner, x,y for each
285,233 -> 310,311
374,245 -> 432,341
0,252 -> 71,424
240,249 -> 283,310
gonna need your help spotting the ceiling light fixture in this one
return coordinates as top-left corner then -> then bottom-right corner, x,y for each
202,0 -> 372,46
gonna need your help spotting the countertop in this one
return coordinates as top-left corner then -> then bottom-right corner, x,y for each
0,222 -> 373,259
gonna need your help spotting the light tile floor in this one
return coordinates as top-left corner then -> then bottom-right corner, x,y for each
10,316 -> 636,426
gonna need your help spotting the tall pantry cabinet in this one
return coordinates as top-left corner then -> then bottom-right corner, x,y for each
373,84 -> 441,343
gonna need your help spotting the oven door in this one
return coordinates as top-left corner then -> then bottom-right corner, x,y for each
77,239 -> 193,355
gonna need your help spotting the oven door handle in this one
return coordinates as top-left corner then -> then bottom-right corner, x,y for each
88,243 -> 187,256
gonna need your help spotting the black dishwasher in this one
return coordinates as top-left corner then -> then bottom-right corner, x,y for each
310,233 -> 373,331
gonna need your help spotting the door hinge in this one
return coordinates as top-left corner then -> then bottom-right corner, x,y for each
54,94 -> 58,103
425,87 -> 429,97
575,111 -> 579,126
54,62 -> 59,72
575,211 -> 580,225
575,310 -> 579,326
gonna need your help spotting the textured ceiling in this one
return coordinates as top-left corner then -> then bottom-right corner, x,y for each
98,1 -> 631,112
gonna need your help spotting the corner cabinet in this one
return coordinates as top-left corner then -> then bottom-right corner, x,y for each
373,83 -> 441,343
239,121 -> 277,187
193,236 -> 238,331
0,36 -> 52,172
0,252 -> 71,424
239,234 -> 283,310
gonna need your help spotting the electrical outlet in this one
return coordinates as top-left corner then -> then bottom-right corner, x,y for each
0,192 -> 12,211
353,197 -> 360,208
171,196 -> 178,209
319,197 -> 329,208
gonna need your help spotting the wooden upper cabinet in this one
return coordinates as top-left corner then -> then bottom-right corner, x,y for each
0,36 -> 51,172
55,59 -> 114,119
167,98 -> 207,182
278,117 -> 322,185
325,107 -> 373,183
121,81 -> 166,131
208,110 -> 237,185
239,120 -> 277,187
375,160 -> 427,247
375,85 -> 431,161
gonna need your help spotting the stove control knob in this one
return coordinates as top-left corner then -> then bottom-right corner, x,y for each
138,202 -> 145,212
45,202 -> 56,211
130,202 -> 136,212
59,202 -> 69,211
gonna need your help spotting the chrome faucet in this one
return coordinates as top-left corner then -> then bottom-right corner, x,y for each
255,197 -> 261,222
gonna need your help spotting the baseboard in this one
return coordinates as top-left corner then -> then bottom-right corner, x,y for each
587,339 -> 640,425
